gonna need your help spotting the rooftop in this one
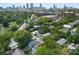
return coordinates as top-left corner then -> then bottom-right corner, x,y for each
28,40 -> 40,49
68,43 -> 76,50
18,22 -> 29,31
57,38 -> 67,45
42,32 -> 51,37
12,49 -> 25,55
9,38 -> 18,49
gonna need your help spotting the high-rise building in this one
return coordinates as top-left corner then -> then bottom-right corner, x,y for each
23,5 -> 25,8
64,5 -> 67,11
13,4 -> 15,8
53,4 -> 57,11
19,6 -> 21,8
26,3 -> 29,8
53,4 -> 58,16
30,3 -> 33,8
40,3 -> 42,8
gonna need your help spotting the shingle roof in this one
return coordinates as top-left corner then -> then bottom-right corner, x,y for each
12,49 -> 25,55
68,20 -> 79,27
68,43 -> 76,50
9,38 -> 18,49
18,22 -> 28,31
42,33 -> 51,37
28,40 -> 40,49
63,20 -> 79,29
57,38 -> 67,45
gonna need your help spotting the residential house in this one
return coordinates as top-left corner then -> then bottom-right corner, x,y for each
42,15 -> 58,20
32,31 -> 41,40
32,25 -> 40,30
9,38 -> 18,49
28,40 -> 40,54
70,28 -> 77,35
68,43 -> 76,51
63,20 -> 79,29
42,32 -> 51,37
17,22 -> 29,31
12,48 -> 25,55
57,38 -> 67,46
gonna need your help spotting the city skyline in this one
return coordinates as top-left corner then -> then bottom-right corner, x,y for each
0,3 -> 79,9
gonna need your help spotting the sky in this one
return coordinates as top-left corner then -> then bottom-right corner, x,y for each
0,3 -> 79,9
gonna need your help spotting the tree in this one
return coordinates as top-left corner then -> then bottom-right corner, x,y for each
15,18 -> 25,24
76,26 -> 79,33
13,30 -> 32,49
36,36 -> 62,55
0,31 -> 13,54
69,48 -> 79,55
67,34 -> 79,43
39,25 -> 50,34
9,22 -> 19,31
36,17 -> 50,25
2,20 -> 9,27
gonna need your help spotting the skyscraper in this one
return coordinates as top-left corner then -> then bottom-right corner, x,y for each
23,5 -> 25,8
13,4 -> 15,8
30,3 -> 33,8
40,3 -> 42,8
53,4 -> 58,16
64,5 -> 67,11
26,3 -> 29,8
53,4 -> 57,11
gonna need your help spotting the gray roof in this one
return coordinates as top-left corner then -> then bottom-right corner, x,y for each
32,25 -> 40,30
31,48 -> 36,54
28,40 -> 41,54
33,25 -> 40,28
68,20 -> 79,27
0,24 -> 3,27
42,33 -> 51,37
18,22 -> 29,31
28,40 -> 40,49
68,43 -> 76,50
42,15 -> 57,18
32,31 -> 41,39
12,49 -> 25,55
9,38 -> 18,49
57,38 -> 67,45
32,31 -> 40,34
63,20 -> 79,29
